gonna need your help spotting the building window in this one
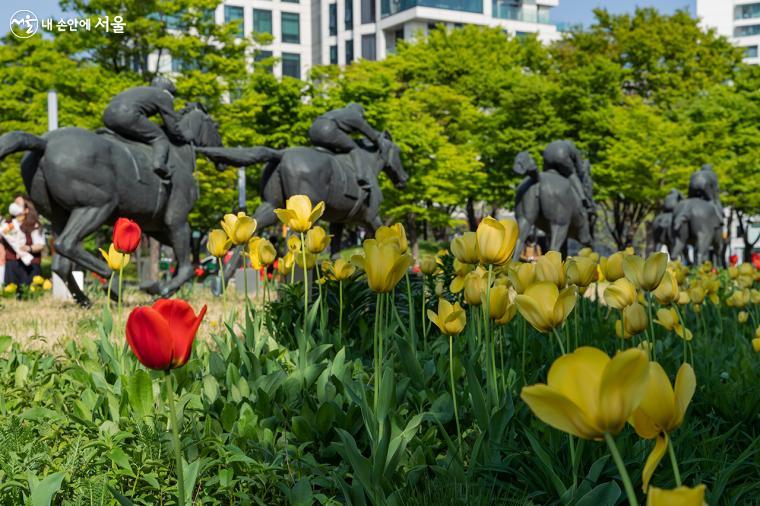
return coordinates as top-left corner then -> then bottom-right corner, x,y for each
381,0 -> 481,17
345,39 -> 354,63
395,28 -> 403,43
281,12 -> 300,43
224,5 -> 245,38
283,0 -> 299,4
745,45 -> 759,58
282,52 -> 301,79
330,45 -> 338,64
254,50 -> 274,73
253,9 -> 272,34
345,0 -> 353,29
329,4 -> 337,35
735,24 -> 760,37
361,0 -> 376,23
537,5 -> 551,24
361,34 -> 376,60
736,3 -> 760,19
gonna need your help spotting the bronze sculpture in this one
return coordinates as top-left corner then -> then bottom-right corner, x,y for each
652,189 -> 683,253
0,102 -> 225,307
512,140 -> 596,258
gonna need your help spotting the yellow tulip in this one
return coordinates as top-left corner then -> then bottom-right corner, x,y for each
463,268 -> 487,306
688,285 -> 705,305
419,255 -> 439,276
615,302 -> 647,339
351,239 -> 414,293
515,282 -> 577,333
508,262 -> 536,294
305,226 -> 331,254
738,311 -> 749,324
248,237 -> 276,269
4,283 -> 17,293
274,195 -> 325,233
535,251 -> 566,288
475,217 -> 519,266
739,263 -> 753,276
42,279 -> 52,290
752,337 -> 760,353
677,291 -> 690,305
565,256 -> 598,289
450,232 -> 479,264
646,484 -> 706,506
100,243 -> 130,271
427,298 -> 466,336
32,275 -> 44,286
435,281 -> 444,297
726,289 -> 750,308
600,252 -> 627,282
328,258 -> 356,281
652,270 -> 679,305
207,229 -> 232,258
287,235 -> 302,253
604,278 -> 637,309
655,308 -> 692,340
295,250 -> 317,269
450,259 -> 475,293
623,252 -> 668,292
277,253 -> 295,276
486,284 -> 514,324
750,289 -> 760,305
631,362 -> 696,491
375,223 -> 408,253
220,212 -> 257,245
728,266 -> 739,279
520,347 -> 650,439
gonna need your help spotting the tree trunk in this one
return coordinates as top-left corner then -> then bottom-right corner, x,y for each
736,210 -> 759,263
407,212 -> 419,261
466,197 -> 478,231
150,238 -> 160,282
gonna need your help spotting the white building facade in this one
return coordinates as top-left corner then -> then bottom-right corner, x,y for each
697,0 -> 760,64
197,0 -> 559,78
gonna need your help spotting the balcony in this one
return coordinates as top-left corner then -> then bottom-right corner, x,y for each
492,2 -> 551,23
381,0 -> 483,17
736,3 -> 760,20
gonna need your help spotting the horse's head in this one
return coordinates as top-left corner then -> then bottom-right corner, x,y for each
378,131 -> 408,190
178,103 -> 227,171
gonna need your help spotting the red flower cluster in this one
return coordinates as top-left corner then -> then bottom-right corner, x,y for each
113,218 -> 142,254
126,299 -> 207,370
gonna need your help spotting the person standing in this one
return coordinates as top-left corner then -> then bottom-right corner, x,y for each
1,196 -> 45,295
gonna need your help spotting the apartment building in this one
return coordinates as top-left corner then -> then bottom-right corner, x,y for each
697,0 -> 760,64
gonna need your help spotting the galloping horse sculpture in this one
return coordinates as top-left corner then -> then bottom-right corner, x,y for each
198,132 -> 408,253
0,105 -> 225,306
512,141 -> 596,259
652,189 -> 683,253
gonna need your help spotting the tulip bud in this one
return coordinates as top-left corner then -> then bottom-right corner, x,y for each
615,302 -> 647,338
305,226 -> 331,254
375,223 -> 408,253
688,285 -> 705,305
738,311 -> 749,324
42,279 -> 52,290
451,232 -> 479,264
419,255 -> 439,276
604,278 -> 637,309
565,256 -> 598,289
274,195 -> 325,233
535,251 -> 566,288
427,299 -> 466,336
753,337 -> 760,353
330,258 -> 356,281
257,239 -> 277,266
476,217 -> 518,266
32,275 -> 44,286
100,243 -> 130,271
600,252 -> 626,282
463,269 -> 487,306
486,284 -> 510,321
508,262 -> 536,294
113,217 -> 142,254
221,212 -> 257,245
623,252 -> 668,292
207,229 -> 231,258
652,270 -> 679,305
277,253 -> 295,275
435,281 -> 444,297
288,235 -> 302,253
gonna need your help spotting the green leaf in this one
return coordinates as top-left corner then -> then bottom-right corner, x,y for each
203,374 -> 220,404
183,458 -> 201,505
28,471 -> 66,506
127,369 -> 154,419
108,484 -> 136,506
575,481 -> 621,506
14,363 -> 29,388
0,335 -> 11,354
289,478 -> 314,506
220,402 -> 239,432
524,430 -> 567,497
109,448 -> 134,474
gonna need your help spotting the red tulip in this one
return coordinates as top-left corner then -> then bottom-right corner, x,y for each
126,299 -> 207,370
113,218 -> 142,253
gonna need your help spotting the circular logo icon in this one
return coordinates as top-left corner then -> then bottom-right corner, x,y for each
10,10 -> 38,39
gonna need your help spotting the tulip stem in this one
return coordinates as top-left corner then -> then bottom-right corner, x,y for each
521,317 -> 527,385
449,334 -> 462,453
405,273 -> 415,357
604,432 -> 638,506
373,292 -> 383,411
165,373 -> 186,506
242,254 -> 250,310
552,328 -> 566,356
218,257 -> 227,323
117,265 -> 124,334
106,272 -> 114,330
300,232 -> 308,337
338,280 -> 343,348
668,439 -> 682,487
646,293 -> 657,361
421,279 -> 427,352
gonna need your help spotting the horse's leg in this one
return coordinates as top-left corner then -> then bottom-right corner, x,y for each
252,201 -> 280,231
363,216 -> 382,237
158,222 -> 195,297
548,223 -> 570,253
51,251 -> 92,307
329,223 -> 343,257
53,205 -> 115,282
694,231 -> 712,266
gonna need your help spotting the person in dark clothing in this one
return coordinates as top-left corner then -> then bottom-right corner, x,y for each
689,163 -> 723,222
102,76 -> 185,179
1,196 -> 44,296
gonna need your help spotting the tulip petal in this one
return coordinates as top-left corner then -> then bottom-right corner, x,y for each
596,348 -> 649,434
636,362 -> 676,432
309,200 -> 326,224
643,253 -> 668,292
521,384 -> 602,439
673,363 -> 696,428
642,433 -> 669,492
630,405 -> 661,440
516,294 -> 551,333
152,299 -> 207,368
547,346 -> 608,421
274,209 -> 296,227
623,255 -> 645,289
126,307 -> 174,370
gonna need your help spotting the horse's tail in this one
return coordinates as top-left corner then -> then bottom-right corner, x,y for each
0,131 -> 46,161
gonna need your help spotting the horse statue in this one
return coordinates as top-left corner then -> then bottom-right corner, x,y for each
670,165 -> 725,266
0,104 -> 225,306
512,141 -> 595,259
197,132 -> 408,254
652,189 -> 683,253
